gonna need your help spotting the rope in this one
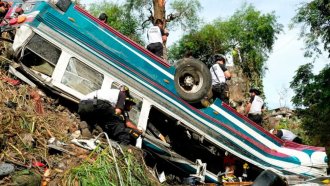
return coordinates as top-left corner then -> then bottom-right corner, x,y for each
94,132 -> 124,186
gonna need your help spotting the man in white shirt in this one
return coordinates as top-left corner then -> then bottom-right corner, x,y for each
78,85 -> 140,145
245,88 -> 264,126
270,129 -> 302,144
210,54 -> 231,104
147,19 -> 165,58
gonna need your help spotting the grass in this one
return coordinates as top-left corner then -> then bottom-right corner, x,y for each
64,147 -> 157,186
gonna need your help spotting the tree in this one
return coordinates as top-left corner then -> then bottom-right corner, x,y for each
125,0 -> 202,31
291,0 -> 330,58
291,0 -> 330,149
169,4 -> 283,87
290,64 -> 330,147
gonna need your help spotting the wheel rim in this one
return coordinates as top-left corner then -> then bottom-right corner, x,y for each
178,67 -> 203,94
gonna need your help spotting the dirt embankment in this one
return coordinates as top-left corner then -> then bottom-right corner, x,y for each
0,61 -> 158,186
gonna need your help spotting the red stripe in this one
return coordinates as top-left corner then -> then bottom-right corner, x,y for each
74,5 -> 171,68
284,141 -> 325,152
222,103 -> 325,152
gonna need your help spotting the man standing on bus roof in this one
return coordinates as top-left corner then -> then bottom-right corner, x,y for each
210,54 -> 231,105
245,88 -> 264,126
147,19 -> 166,58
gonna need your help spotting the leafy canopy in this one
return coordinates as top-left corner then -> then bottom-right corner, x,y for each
290,0 -> 330,148
169,4 -> 283,87
291,0 -> 330,58
290,64 -> 330,146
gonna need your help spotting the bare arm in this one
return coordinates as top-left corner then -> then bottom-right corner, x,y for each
224,70 -> 231,79
245,103 -> 251,116
125,119 -> 139,130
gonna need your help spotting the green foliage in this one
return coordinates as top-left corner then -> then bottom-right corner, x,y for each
291,0 -> 330,57
88,0 -> 202,44
65,147 -> 156,186
88,1 -> 144,45
290,64 -> 330,147
169,4 -> 282,87
168,0 -> 202,30
117,0 -> 202,31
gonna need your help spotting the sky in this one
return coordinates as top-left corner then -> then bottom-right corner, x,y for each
80,0 -> 327,109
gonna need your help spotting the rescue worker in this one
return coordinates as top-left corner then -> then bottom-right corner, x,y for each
147,19 -> 165,58
78,85 -> 140,145
98,12 -> 108,23
245,88 -> 264,126
270,129 -> 302,144
210,54 -> 231,104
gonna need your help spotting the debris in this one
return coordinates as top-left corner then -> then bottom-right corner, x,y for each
0,62 -> 159,185
47,144 -> 76,156
4,100 -> 17,109
71,138 -> 99,151
2,77 -> 20,86
70,130 -> 81,139
32,161 -> 45,168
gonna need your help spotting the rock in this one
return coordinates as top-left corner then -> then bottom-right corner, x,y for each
0,163 -> 15,176
22,133 -> 35,148
12,170 -> 42,186
81,128 -> 92,138
79,121 -> 89,129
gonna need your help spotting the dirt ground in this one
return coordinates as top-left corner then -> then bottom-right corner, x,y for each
0,60 -> 159,186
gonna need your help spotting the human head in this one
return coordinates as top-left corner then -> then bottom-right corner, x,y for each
154,19 -> 163,28
270,129 -> 277,135
98,13 -> 108,23
213,54 -> 226,65
249,88 -> 261,96
119,85 -> 136,110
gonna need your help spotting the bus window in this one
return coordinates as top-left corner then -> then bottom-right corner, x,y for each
61,57 -> 104,94
21,34 -> 62,77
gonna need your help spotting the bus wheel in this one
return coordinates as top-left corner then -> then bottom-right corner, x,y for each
174,58 -> 212,103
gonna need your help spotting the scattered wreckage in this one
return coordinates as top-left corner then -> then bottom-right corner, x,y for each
0,0 -> 329,185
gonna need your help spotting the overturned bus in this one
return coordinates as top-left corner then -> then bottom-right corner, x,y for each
1,0 -> 328,184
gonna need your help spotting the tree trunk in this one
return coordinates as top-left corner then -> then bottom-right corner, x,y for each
153,0 -> 168,60
152,0 -> 166,24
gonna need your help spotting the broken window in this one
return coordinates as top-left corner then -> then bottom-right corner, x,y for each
20,34 -> 61,77
61,58 -> 103,95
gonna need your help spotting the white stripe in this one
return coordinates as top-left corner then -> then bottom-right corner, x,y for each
210,104 -> 312,166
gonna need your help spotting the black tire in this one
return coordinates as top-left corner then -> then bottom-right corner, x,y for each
174,58 -> 212,103
252,170 -> 286,186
